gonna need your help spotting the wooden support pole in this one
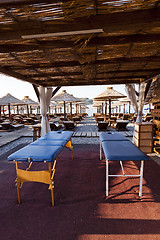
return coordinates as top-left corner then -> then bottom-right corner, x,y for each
64,101 -> 66,120
32,84 -> 40,102
52,86 -> 61,97
109,98 -> 111,119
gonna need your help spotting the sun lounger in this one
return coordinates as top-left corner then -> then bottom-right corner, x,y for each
99,132 -> 149,197
115,120 -> 129,130
63,121 -> 75,130
97,121 -> 108,130
8,131 -> 73,206
96,116 -> 104,122
12,124 -> 24,130
72,116 -> 81,123
0,122 -> 13,130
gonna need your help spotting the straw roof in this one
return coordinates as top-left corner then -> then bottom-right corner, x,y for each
50,102 -> 57,107
0,1 -> 159,91
52,90 -> 79,102
0,93 -> 24,105
94,87 -> 126,101
118,97 -> 131,104
22,96 -> 38,105
93,100 -> 104,107
145,76 -> 160,103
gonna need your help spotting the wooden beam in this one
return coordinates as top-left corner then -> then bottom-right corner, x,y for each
0,66 -> 43,86
34,76 -> 145,83
145,79 -> 153,99
43,77 -> 141,85
23,68 -> 160,78
41,79 -> 140,87
0,0 -> 65,7
32,84 -> 40,102
0,8 -> 160,40
52,86 -> 61,97
10,56 -> 160,70
1,34 -> 160,51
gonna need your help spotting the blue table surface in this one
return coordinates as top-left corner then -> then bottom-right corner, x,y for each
102,140 -> 149,161
41,131 -> 73,140
8,145 -> 62,162
31,138 -> 67,147
8,131 -> 73,162
100,132 -> 128,142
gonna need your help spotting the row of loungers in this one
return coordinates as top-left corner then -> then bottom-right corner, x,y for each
97,120 -> 129,131
8,131 -> 149,206
0,122 -> 24,131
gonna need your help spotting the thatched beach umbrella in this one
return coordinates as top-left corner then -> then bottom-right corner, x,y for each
118,97 -> 131,114
22,96 -> 39,115
0,93 -> 24,118
49,101 -> 57,114
93,101 -> 104,113
52,90 -> 79,120
94,87 -> 126,118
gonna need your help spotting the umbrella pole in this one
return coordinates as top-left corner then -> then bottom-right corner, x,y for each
27,104 -> 29,116
70,102 -> 72,119
64,101 -> 66,120
3,106 -> 5,115
8,103 -> 11,121
0,105 -> 1,118
129,102 -> 131,114
17,105 -> 19,115
109,97 -> 111,119
123,104 -> 125,114
105,101 -> 107,115
76,104 -> 78,114
101,102 -> 104,115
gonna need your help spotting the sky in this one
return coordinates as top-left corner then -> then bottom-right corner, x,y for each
0,73 -> 128,101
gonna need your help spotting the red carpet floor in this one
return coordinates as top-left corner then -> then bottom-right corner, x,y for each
0,144 -> 160,240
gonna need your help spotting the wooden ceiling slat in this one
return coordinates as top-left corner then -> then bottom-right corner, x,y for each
8,56 -> 160,70
0,0 -> 64,7
1,34 -> 160,53
0,66 -> 42,85
23,68 -> 160,78
42,78 -> 140,87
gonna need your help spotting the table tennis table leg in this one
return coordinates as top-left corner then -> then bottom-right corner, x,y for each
139,160 -> 144,197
